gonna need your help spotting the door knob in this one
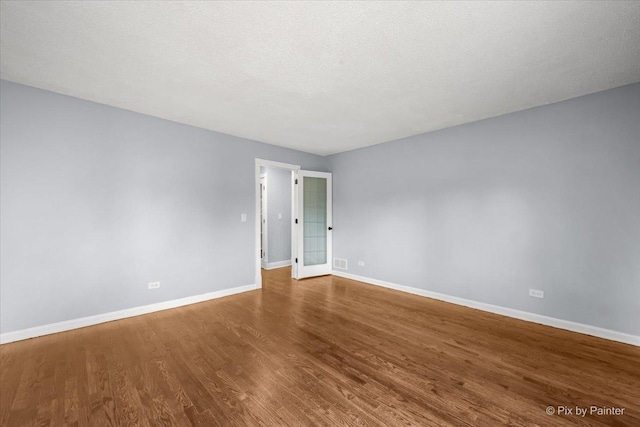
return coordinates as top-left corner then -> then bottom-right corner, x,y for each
328,227 -> 333,230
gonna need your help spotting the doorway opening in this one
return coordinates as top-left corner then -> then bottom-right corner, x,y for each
254,159 -> 299,287
254,159 -> 333,287
260,167 -> 294,271
260,173 -> 268,269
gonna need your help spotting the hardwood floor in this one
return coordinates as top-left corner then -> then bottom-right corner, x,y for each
1,267 -> 639,426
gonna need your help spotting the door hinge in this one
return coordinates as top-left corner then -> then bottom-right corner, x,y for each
295,218 -> 298,224
295,258 -> 298,264
295,179 -> 298,184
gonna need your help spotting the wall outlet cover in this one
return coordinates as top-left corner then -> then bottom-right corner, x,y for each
148,282 -> 160,289
529,289 -> 544,298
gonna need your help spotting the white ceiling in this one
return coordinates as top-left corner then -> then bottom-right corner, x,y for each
1,1 -> 639,156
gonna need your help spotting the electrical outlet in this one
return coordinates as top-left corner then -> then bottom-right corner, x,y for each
358,260 -> 365,266
148,282 -> 160,289
529,289 -> 544,299
278,213 -> 283,220
240,213 -> 247,222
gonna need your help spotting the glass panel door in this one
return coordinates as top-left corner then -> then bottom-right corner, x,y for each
295,171 -> 332,279
303,177 -> 327,266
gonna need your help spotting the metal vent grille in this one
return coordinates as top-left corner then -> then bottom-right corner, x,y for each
333,258 -> 348,270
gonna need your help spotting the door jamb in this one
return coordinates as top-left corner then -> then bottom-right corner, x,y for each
254,159 -> 300,287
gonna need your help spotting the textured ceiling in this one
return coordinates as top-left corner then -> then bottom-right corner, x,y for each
1,1 -> 639,155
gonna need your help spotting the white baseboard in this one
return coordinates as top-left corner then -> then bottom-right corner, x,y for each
332,271 -> 640,347
0,284 -> 258,345
264,260 -> 292,270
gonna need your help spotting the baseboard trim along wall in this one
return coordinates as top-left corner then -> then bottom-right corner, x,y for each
331,271 -> 640,347
0,284 -> 258,344
264,260 -> 293,270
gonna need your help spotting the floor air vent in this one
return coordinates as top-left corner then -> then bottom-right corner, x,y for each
333,258 -> 348,270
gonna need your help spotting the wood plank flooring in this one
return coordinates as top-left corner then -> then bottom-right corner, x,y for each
1,267 -> 639,426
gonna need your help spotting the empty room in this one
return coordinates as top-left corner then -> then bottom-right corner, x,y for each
1,1 -> 639,426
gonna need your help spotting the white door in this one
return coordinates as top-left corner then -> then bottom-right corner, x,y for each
294,170 -> 332,279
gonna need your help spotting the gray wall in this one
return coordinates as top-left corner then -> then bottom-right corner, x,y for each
2,79 -> 638,337
328,83 -> 640,336
262,167 -> 292,264
0,80 -> 326,334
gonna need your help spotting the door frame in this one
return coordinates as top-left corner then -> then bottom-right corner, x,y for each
254,158 -> 300,287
